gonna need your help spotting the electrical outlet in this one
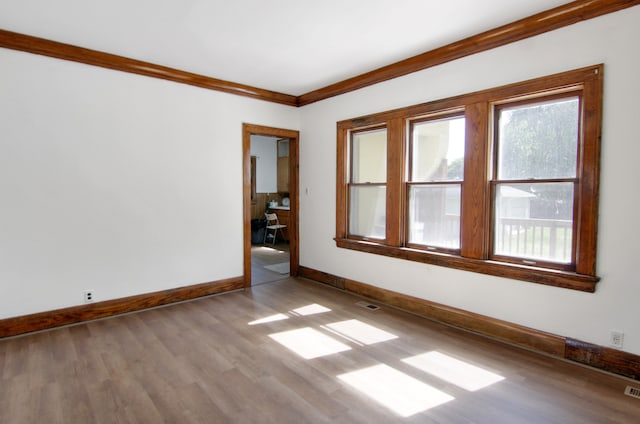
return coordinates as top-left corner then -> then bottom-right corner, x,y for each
84,291 -> 94,303
610,330 -> 624,348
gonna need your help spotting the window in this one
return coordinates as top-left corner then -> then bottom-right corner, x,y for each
349,127 -> 388,240
408,114 -> 465,251
336,65 -> 603,292
492,96 -> 579,268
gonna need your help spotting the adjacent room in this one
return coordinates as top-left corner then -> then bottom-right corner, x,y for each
1,1 -> 639,422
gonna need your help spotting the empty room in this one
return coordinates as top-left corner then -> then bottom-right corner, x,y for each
1,1 -> 639,422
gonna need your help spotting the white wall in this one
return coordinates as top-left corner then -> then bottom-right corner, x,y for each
250,135 -> 278,193
0,48 -> 298,319
298,8 -> 640,355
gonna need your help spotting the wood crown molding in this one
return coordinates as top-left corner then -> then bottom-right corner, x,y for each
1,1 -> 637,107
0,29 -> 298,107
0,277 -> 244,339
298,266 -> 640,381
297,0 -> 639,105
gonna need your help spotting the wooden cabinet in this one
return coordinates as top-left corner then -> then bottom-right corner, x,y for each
277,156 -> 289,193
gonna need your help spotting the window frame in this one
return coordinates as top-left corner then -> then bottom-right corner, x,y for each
347,125 -> 389,242
489,92 -> 582,272
335,65 -> 603,292
406,111 -> 466,254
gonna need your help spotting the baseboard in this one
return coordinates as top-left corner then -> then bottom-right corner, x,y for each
566,338 -> 640,380
0,276 -> 244,338
299,266 -> 640,381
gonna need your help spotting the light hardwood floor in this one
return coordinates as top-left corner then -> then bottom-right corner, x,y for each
1,277 -> 638,423
251,242 -> 290,286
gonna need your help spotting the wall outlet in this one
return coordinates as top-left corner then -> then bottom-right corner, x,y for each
84,290 -> 94,303
610,330 -> 624,348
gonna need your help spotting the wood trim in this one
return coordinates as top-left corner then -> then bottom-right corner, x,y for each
0,277 -> 244,339
336,238 -> 598,292
386,118 -> 405,246
575,67 -> 604,276
297,0 -> 639,106
461,102 -> 490,259
299,266 -> 346,290
300,266 -> 565,356
0,29 -> 297,107
334,65 -> 603,293
566,338 -> 640,380
242,124 -> 300,285
299,265 -> 640,380
344,279 -> 566,357
2,2 -> 634,108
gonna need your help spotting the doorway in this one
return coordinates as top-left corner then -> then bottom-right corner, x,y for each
242,124 -> 299,287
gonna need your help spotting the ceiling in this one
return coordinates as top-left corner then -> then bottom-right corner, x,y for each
0,0 -> 574,96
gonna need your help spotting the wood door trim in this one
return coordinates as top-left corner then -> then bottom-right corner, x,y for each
243,124 -> 300,287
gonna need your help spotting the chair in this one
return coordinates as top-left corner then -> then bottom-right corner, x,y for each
263,212 -> 287,245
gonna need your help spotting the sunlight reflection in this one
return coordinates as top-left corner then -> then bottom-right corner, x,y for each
338,364 -> 454,417
269,327 -> 351,359
290,303 -> 331,316
324,319 -> 398,345
248,313 -> 289,326
403,351 -> 504,391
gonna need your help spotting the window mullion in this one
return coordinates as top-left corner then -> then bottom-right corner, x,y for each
460,102 -> 489,259
386,118 -> 405,246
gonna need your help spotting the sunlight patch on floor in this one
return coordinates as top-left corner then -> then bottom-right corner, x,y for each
323,319 -> 398,346
338,364 -> 454,417
248,313 -> 289,326
290,303 -> 331,316
269,327 -> 351,359
403,351 -> 505,391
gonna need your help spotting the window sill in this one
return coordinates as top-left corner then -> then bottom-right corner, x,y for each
335,238 -> 599,292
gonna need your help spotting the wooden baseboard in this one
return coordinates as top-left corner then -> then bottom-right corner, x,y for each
566,338 -> 640,380
0,277 -> 244,338
299,266 -> 640,380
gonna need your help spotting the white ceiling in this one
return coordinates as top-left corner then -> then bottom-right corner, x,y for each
0,0 -> 573,96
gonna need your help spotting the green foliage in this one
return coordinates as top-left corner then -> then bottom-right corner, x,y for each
499,98 -> 579,180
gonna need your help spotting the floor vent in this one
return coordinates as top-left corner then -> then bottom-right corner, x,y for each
356,301 -> 380,311
625,386 -> 640,399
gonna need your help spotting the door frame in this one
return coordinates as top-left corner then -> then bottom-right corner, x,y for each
242,123 -> 299,287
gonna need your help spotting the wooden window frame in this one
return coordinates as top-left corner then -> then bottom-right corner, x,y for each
335,65 -> 603,292
406,111 -> 466,254
347,126 -> 389,242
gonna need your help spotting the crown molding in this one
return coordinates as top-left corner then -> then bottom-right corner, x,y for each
1,0 -> 638,107
297,0 -> 640,106
0,28 -> 298,107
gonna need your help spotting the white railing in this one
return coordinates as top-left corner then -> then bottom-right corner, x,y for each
495,217 -> 572,263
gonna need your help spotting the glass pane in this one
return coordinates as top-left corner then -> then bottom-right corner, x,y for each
493,182 -> 574,263
352,128 -> 387,184
411,117 -> 465,182
349,185 -> 386,239
497,97 -> 579,180
408,184 -> 460,249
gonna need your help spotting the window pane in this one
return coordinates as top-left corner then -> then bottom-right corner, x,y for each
412,117 -> 465,182
497,97 -> 579,180
493,182 -> 574,263
408,184 -> 460,249
349,186 -> 386,239
352,129 -> 387,183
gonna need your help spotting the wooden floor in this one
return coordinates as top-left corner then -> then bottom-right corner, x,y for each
1,278 -> 638,423
251,242 -> 290,286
